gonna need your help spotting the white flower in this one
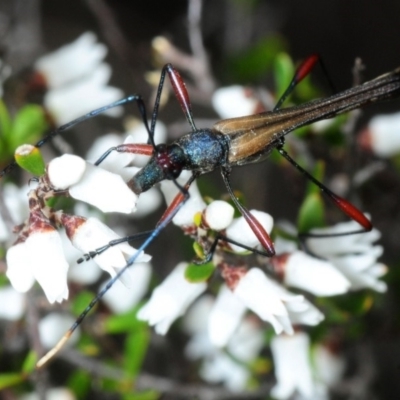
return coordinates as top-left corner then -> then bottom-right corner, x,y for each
160,170 -> 206,226
60,229 -> 102,285
0,286 -> 25,320
183,296 -> 265,392
48,154 -> 138,214
203,200 -> 234,231
306,219 -> 380,257
6,228 -> 69,304
101,262 -> 151,314
208,284 -> 247,347
268,279 -> 324,327
137,262 -> 207,334
226,210 -> 273,252
34,32 -> 107,89
0,183 -> 29,242
212,86 -> 259,119
358,112 -> 400,157
85,133 -> 162,218
231,267 -> 304,334
273,251 -> 351,296
38,313 -> 80,349
306,221 -> 387,292
47,154 -> 87,190
44,63 -> 124,125
313,343 -> 345,390
20,387 -> 76,400
62,215 -> 150,287
86,133 -> 140,180
271,332 -> 317,400
125,119 -> 167,167
200,320 -> 264,391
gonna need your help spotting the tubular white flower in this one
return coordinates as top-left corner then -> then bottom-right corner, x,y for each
203,201 -> 235,231
330,255 -> 387,292
232,268 -> 302,334
68,161 -> 138,214
34,32 -> 107,89
3,183 -> 30,224
101,262 -> 151,314
60,229 -> 102,285
6,242 -> 36,293
20,387 -> 76,400
313,343 -> 346,389
0,183 -> 29,242
86,134 -> 139,180
0,286 -> 25,320
306,219 -> 380,257
39,313 -> 80,349
200,319 -> 264,392
160,170 -> 206,226
208,284 -> 247,347
359,112 -> 400,157
64,216 -> 150,285
7,229 -> 69,304
137,262 -> 207,334
226,210 -> 273,252
306,220 -> 387,292
270,332 -> 316,400
276,251 -> 351,296
44,63 -> 124,125
267,278 -> 325,327
212,86 -> 259,119
47,154 -> 87,190
125,119 -> 167,167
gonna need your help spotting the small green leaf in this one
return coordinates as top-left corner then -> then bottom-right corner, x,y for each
14,144 -> 45,176
67,370 -> 91,398
0,373 -> 25,390
0,100 -> 12,154
123,391 -> 160,400
104,308 -> 146,334
123,328 -> 150,378
227,36 -> 287,82
71,290 -> 96,317
7,105 -> 48,151
185,262 -> 215,283
297,191 -> 326,233
274,52 -> 295,100
22,350 -> 38,374
305,161 -> 325,196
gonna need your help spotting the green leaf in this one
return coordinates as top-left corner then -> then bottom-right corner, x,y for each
71,290 -> 96,317
305,161 -> 325,196
22,350 -> 38,374
227,36 -> 287,82
297,191 -> 326,233
274,52 -> 295,100
123,328 -> 150,378
7,105 -> 47,151
185,262 -> 215,283
0,373 -> 24,390
14,144 -> 45,176
0,100 -> 12,154
123,391 -> 160,400
104,308 -> 146,334
67,370 -> 91,399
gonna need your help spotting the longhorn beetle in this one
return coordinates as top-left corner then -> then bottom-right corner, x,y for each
2,55 -> 400,369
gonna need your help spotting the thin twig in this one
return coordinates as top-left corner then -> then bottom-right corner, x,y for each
59,349 -> 271,400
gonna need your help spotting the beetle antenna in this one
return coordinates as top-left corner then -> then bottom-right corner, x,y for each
35,174 -> 195,369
